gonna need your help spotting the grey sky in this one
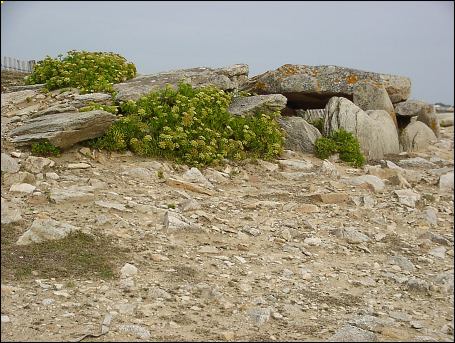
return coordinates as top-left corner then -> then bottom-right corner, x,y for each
2,1 -> 454,104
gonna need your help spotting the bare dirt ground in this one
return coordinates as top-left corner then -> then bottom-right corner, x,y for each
1,87 -> 454,342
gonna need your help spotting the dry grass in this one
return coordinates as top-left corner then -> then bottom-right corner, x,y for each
1,225 -> 129,281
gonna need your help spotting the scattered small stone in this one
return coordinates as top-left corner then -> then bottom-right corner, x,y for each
118,324 -> 151,340
330,227 -> 370,244
198,246 -> 219,254
120,263 -> 138,278
1,153 -> 20,173
429,246 -> 446,259
311,192 -> 349,204
67,163 -> 91,169
296,204 -> 320,213
329,324 -> 378,342
410,321 -> 425,329
394,189 -> 421,208
9,183 -> 36,194
342,175 -> 385,192
1,315 -> 11,323
45,172 -> 60,180
388,255 -> 415,271
247,307 -> 271,326
42,298 -> 55,306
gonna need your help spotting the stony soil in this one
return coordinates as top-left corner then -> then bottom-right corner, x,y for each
1,88 -> 454,342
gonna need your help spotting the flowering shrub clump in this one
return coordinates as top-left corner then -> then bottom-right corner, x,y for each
314,128 -> 365,167
91,83 -> 284,167
25,50 -> 136,94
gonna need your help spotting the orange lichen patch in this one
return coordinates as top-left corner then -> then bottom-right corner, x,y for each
346,74 -> 358,84
255,81 -> 267,92
277,64 -> 302,77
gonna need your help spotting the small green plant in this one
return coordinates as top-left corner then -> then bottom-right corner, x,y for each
315,129 -> 366,167
79,102 -> 118,114
25,50 -> 136,94
157,170 -> 164,179
309,118 -> 324,132
31,141 -> 61,157
167,203 -> 176,209
91,83 -> 284,167
26,96 -> 32,103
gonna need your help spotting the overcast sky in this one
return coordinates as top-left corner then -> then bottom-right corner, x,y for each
2,1 -> 454,104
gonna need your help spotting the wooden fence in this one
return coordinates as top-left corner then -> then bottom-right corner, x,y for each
1,56 -> 36,73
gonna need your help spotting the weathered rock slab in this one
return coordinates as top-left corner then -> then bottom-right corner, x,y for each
114,64 -> 249,102
228,94 -> 287,116
242,64 -> 411,108
10,110 -> 117,149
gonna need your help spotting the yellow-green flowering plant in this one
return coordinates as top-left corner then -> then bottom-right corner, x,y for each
25,50 -> 136,94
91,83 -> 284,167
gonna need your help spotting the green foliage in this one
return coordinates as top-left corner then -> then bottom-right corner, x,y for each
91,83 -> 284,167
309,118 -> 324,132
79,102 -> 119,114
25,50 -> 136,94
315,129 -> 366,167
31,141 -> 61,157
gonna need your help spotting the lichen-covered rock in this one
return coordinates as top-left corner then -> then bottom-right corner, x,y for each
228,94 -> 287,116
114,64 -> 249,102
399,121 -> 437,152
323,97 -> 399,160
278,116 -> 321,153
10,110 -> 116,149
242,64 -> 411,108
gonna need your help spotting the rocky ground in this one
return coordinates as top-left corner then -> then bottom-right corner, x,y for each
1,86 -> 454,342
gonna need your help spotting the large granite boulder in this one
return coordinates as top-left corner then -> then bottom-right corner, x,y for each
114,64 -> 249,102
417,108 -> 440,138
394,99 -> 433,117
394,99 -> 440,136
353,81 -> 397,127
399,121 -> 437,152
10,110 -> 116,149
278,117 -> 322,153
323,97 -> 399,160
228,94 -> 287,116
366,110 -> 400,155
242,64 -> 411,108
